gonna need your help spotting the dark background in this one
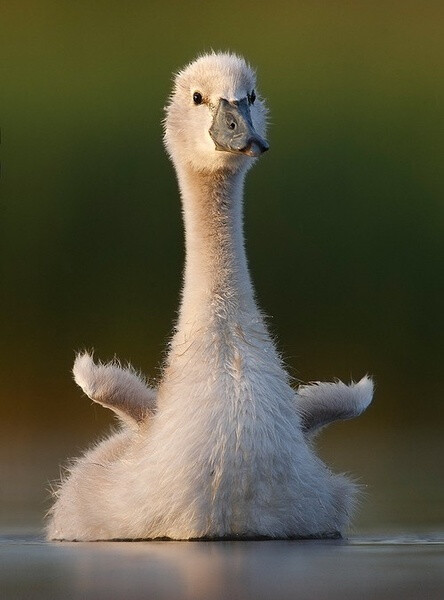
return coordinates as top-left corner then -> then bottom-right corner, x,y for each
1,1 -> 443,532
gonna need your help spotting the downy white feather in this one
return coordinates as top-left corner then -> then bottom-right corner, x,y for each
47,52 -> 373,541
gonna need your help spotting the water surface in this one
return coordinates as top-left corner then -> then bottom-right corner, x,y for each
2,532 -> 443,600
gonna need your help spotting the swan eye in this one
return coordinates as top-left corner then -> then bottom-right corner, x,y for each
193,92 -> 203,105
248,90 -> 256,105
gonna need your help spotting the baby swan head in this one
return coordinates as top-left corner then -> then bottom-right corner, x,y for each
164,52 -> 268,173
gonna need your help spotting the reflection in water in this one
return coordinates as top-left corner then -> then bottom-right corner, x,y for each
1,535 -> 443,600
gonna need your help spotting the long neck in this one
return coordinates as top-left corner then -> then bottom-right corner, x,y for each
160,161 -> 289,407
174,165 -> 259,335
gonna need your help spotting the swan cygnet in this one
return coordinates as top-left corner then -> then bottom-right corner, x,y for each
47,52 -> 373,541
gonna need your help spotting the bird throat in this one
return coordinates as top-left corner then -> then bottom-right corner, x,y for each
175,166 -> 257,332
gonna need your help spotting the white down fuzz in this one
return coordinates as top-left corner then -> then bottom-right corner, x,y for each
47,52 -> 373,541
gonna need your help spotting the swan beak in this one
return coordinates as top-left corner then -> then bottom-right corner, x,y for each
209,98 -> 269,157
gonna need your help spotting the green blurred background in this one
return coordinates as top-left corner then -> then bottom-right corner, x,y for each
1,1 -> 443,533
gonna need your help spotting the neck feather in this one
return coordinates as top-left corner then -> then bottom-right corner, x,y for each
174,164 -> 259,333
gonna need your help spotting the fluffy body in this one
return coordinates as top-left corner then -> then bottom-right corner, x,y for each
47,53 -> 373,541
